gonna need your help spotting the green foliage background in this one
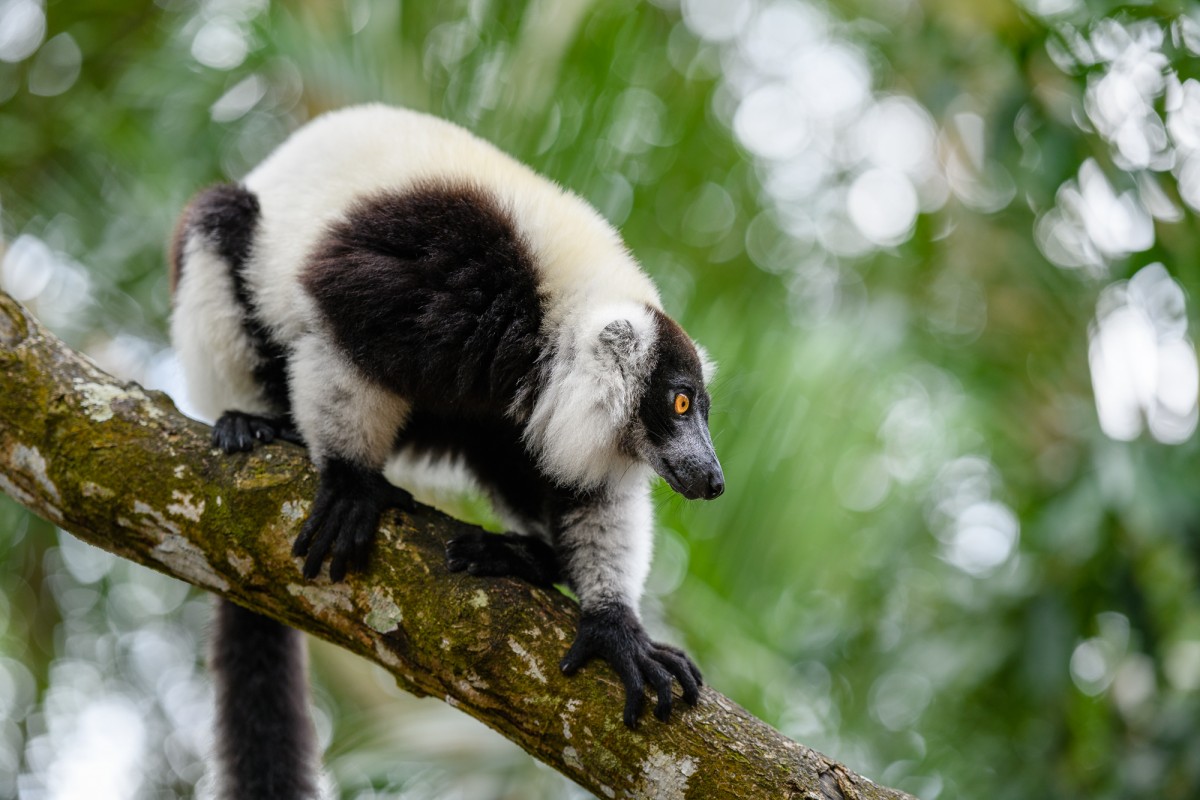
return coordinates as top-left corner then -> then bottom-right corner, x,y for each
2,0 -> 1200,797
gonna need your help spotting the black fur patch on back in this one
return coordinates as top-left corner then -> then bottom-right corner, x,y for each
184,184 -> 291,415
302,182 -> 545,411
638,309 -> 708,444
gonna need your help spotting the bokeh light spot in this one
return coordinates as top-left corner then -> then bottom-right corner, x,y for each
0,0 -> 44,63
27,31 -> 80,97
191,16 -> 249,70
846,168 -> 918,246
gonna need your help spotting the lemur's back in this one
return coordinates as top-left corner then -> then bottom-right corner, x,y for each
239,104 -> 660,347
173,105 -> 658,423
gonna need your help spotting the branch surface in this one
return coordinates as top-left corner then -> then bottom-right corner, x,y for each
0,290 -> 914,800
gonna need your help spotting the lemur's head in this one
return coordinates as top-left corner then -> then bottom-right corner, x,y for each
630,310 -> 724,500
525,302 -> 723,496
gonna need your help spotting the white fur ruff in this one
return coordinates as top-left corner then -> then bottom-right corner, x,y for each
523,303 -> 658,489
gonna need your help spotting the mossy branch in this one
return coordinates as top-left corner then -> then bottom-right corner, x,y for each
0,290 -> 913,800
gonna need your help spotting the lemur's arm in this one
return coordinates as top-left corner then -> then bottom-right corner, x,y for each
554,482 -> 702,728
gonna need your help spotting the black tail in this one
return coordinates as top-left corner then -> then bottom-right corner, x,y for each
211,598 -> 318,800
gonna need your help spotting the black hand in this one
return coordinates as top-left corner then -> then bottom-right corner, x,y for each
446,531 -> 561,586
290,458 -> 412,581
212,411 -> 305,453
560,604 -> 702,728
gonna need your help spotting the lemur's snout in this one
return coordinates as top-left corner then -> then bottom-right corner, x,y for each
705,470 -> 724,499
678,458 -> 723,500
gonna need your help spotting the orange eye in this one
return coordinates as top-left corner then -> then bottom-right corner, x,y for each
674,393 -> 690,415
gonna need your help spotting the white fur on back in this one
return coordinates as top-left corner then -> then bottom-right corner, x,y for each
170,235 -> 272,422
241,104 -> 661,346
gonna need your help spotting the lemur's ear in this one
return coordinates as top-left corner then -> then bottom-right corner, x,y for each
596,317 -> 654,376
597,318 -> 638,360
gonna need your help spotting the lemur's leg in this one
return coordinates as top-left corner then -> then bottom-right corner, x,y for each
287,333 -> 414,580
554,479 -> 702,728
172,183 -> 302,456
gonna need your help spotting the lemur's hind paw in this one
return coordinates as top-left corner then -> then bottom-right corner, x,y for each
385,483 -> 416,512
291,459 -> 399,581
560,604 -> 702,728
446,531 -> 560,587
212,411 -> 304,453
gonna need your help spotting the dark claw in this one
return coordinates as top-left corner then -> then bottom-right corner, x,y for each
561,604 -> 702,728
560,642 -> 588,676
250,419 -> 274,443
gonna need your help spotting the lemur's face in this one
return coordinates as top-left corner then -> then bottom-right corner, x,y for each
635,316 -> 724,501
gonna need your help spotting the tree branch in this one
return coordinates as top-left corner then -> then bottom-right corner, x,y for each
0,289 -> 913,800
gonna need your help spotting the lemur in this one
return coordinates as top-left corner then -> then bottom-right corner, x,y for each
170,104 -> 724,799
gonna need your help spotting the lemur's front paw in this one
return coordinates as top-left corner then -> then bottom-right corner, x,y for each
446,531 -> 560,586
560,604 -> 702,728
212,411 -> 304,453
291,459 -> 412,581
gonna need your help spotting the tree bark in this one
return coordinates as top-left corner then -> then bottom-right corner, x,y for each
0,289 -> 915,800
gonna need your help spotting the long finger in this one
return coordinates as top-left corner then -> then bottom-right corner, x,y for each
292,487 -> 336,556
560,636 -> 595,675
653,648 -> 701,705
302,512 -> 340,579
643,658 -> 675,722
329,503 -> 372,581
614,654 -> 646,728
657,643 -> 703,687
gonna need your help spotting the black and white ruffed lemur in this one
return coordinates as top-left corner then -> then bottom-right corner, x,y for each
170,104 -> 724,799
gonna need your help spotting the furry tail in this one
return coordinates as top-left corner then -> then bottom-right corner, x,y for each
211,598 -> 318,800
